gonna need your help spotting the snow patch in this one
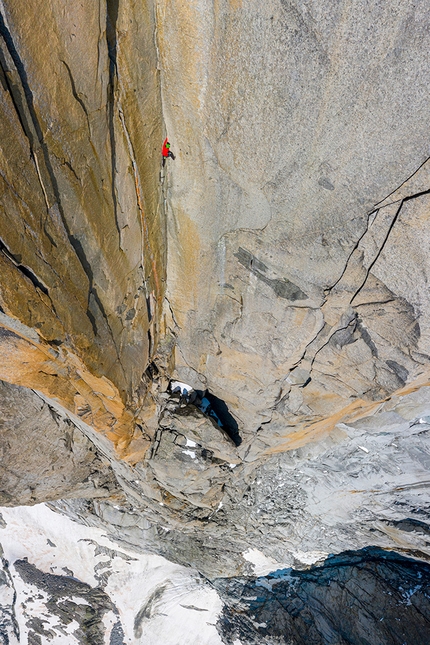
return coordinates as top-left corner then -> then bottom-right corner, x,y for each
182,450 -> 196,459
242,549 -> 282,576
357,445 -> 369,453
292,550 -> 328,566
170,381 -> 193,395
0,504 -> 224,644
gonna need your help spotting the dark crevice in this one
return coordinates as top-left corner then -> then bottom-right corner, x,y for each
351,189 -> 430,306
106,0 -> 120,235
86,307 -> 99,336
309,314 -> 356,370
68,235 -> 98,335
350,201 -> 404,305
0,237 -> 49,295
170,383 -> 242,446
68,235 -> 93,284
147,329 -> 153,358
0,11 -> 105,341
355,298 -> 396,308
200,390 -> 242,446
0,15 -> 36,147
63,159 -> 80,183
375,156 -> 430,208
145,361 -> 159,380
91,288 -> 115,345
69,236 -> 121,354
402,187 -> 430,203
324,210 -> 377,295
61,59 -> 90,128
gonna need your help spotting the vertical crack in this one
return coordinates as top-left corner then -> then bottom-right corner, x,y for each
350,201 -> 403,304
106,0 -> 121,235
325,209 -> 377,295
0,9 -> 127,369
61,59 -> 91,135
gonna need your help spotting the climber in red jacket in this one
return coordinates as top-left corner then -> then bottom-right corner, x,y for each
162,137 -> 175,167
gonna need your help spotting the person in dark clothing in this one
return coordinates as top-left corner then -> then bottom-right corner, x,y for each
162,137 -> 175,166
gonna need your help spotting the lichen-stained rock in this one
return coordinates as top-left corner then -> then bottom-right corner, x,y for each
0,379 -> 121,506
0,0 -> 164,451
158,0 -> 430,450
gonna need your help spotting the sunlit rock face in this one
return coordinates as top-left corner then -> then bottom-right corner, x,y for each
0,0 -> 430,643
0,0 -> 164,460
160,0 -> 430,448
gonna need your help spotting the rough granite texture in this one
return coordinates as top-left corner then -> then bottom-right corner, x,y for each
160,0 -> 430,444
0,380 -> 121,506
0,1 -> 429,643
0,0 -> 165,459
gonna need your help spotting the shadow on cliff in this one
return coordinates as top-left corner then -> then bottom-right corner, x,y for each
215,546 -> 430,645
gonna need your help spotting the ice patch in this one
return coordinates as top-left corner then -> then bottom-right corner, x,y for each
186,438 -> 197,447
401,584 -> 422,606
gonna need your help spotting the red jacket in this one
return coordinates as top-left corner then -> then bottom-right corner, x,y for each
162,138 -> 169,157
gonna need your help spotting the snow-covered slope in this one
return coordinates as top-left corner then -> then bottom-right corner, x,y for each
0,504 -> 223,645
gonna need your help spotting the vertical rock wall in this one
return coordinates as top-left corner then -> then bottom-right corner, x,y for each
0,0 -> 164,456
157,0 -> 430,449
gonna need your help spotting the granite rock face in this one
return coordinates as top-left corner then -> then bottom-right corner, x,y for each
160,0 -> 430,447
215,548 -> 430,645
48,380 -> 430,580
0,0 -> 165,460
0,380 -> 121,506
0,1 -> 430,643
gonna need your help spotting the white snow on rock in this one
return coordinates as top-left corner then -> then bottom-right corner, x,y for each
0,504 -> 224,645
182,449 -> 197,459
292,550 -> 329,566
170,381 -> 194,395
242,548 -> 285,576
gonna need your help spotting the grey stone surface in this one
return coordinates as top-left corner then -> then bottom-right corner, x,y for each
48,382 -> 430,580
160,0 -> 430,443
215,548 -> 430,645
0,380 -> 121,506
0,1 -> 429,641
